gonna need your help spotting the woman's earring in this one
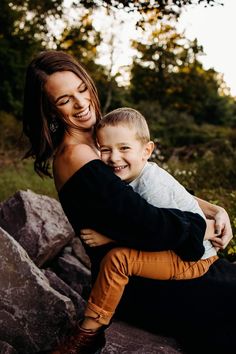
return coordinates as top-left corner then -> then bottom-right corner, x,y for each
49,117 -> 59,133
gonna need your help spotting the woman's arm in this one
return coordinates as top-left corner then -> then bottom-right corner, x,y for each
59,155 -> 206,261
195,196 -> 233,249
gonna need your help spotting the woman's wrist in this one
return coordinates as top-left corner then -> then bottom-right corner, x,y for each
195,196 -> 224,219
207,204 -> 224,219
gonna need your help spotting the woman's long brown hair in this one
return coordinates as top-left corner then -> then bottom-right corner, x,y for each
22,50 -> 101,177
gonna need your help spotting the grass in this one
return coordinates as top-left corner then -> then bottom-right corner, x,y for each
0,158 -> 57,202
161,159 -> 236,261
0,111 -> 57,202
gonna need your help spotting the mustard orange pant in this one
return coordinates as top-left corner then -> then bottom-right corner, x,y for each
85,247 -> 218,325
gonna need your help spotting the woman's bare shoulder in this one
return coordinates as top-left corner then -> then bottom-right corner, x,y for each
53,144 -> 100,191
65,143 -> 99,167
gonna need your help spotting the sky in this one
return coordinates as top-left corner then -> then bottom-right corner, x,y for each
177,0 -> 236,96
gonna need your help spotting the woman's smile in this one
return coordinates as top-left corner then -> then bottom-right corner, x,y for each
73,106 -> 91,121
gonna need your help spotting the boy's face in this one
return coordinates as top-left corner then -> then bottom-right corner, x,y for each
97,125 -> 153,183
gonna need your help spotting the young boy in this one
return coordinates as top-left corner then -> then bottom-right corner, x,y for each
80,107 -> 218,332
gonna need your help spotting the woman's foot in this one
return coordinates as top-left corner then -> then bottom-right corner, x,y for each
51,323 -> 106,354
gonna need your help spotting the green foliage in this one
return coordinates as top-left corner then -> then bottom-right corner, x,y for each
78,0 -> 221,17
55,10 -> 123,113
0,0 -> 231,122
156,159 -> 236,261
0,0 -> 64,117
0,112 -> 56,202
0,111 -> 23,150
0,0 -> 64,39
169,66 -> 236,125
131,24 -> 195,104
130,24 -> 236,126
134,100 -> 235,150
134,101 -> 197,146
57,12 -> 101,67
0,159 -> 56,202
0,39 -> 41,116
162,143 -> 236,192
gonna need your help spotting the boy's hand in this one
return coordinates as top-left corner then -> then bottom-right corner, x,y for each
204,219 -> 220,252
204,219 -> 217,241
80,228 -> 114,247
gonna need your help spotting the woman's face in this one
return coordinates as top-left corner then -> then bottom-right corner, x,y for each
45,70 -> 96,129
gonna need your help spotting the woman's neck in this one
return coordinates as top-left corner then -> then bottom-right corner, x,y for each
63,127 -> 96,148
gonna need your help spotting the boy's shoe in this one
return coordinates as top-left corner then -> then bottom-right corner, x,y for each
51,323 -> 106,354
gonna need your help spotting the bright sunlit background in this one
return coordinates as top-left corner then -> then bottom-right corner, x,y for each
61,0 -> 236,95
95,0 -> 236,95
178,0 -> 236,96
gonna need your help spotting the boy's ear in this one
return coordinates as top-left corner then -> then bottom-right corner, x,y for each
143,141 -> 154,160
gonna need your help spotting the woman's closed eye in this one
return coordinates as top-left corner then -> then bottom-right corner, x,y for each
56,84 -> 87,106
57,97 -> 70,106
78,84 -> 87,93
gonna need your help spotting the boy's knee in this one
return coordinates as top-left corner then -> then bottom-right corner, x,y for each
101,247 -> 129,270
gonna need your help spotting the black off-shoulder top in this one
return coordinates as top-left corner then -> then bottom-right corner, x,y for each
58,160 -> 205,267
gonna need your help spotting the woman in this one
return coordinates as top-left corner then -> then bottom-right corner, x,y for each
22,50 -> 233,354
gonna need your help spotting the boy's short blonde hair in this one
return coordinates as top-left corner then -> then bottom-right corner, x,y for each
96,107 -> 150,144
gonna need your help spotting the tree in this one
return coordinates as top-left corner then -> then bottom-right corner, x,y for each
0,0 -> 225,117
58,11 -> 100,67
130,24 -> 200,102
57,10 -> 106,110
0,0 -> 64,116
130,23 -> 235,125
62,4 -> 132,112
169,63 -> 235,124
78,0 -> 222,17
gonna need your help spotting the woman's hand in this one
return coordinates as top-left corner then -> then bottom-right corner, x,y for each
210,207 -> 233,250
80,228 -> 115,247
196,197 -> 233,250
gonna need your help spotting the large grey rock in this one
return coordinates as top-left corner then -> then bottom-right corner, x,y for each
102,321 -> 182,353
71,237 -> 91,269
44,269 -> 86,320
0,190 -> 74,267
0,227 -> 76,354
0,190 -> 184,353
56,253 -> 91,298
0,340 -> 18,354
